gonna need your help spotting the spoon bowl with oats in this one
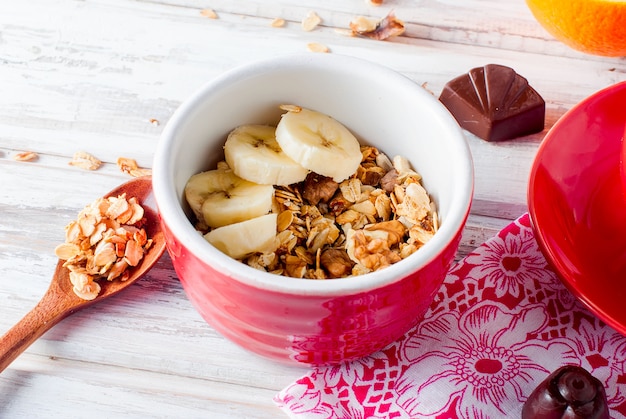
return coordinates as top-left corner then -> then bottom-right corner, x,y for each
0,176 -> 165,373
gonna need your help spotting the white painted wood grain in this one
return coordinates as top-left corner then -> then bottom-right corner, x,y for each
1,0 -> 626,417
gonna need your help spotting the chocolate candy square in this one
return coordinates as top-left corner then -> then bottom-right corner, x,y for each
439,64 -> 545,142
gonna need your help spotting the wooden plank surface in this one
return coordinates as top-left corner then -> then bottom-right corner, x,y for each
1,0 -> 625,417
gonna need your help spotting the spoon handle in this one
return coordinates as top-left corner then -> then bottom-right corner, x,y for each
0,286 -> 73,373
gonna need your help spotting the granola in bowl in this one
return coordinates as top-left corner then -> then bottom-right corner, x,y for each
185,106 -> 437,279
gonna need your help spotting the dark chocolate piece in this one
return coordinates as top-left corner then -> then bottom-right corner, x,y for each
522,365 -> 610,419
439,64 -> 545,142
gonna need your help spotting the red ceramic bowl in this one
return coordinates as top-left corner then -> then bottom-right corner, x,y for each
152,54 -> 474,365
528,81 -> 626,335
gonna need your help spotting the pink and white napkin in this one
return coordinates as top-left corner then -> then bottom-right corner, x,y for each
274,213 -> 626,418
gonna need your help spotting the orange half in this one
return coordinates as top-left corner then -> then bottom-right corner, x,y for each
526,0 -> 626,57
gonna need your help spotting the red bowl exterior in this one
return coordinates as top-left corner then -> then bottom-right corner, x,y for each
621,125 -> 626,200
153,55 -> 474,366
161,218 -> 465,365
528,81 -> 626,335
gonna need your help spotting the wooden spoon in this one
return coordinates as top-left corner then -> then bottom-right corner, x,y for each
0,176 -> 166,372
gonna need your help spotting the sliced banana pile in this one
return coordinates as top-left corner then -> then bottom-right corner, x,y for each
185,106 -> 363,260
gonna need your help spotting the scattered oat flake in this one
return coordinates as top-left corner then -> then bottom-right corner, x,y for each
117,157 -> 152,177
335,28 -> 356,37
307,42 -> 330,53
350,11 -> 405,40
271,17 -> 285,28
200,8 -> 218,19
117,157 -> 136,174
149,118 -> 160,126
350,16 -> 378,33
69,151 -> 102,171
13,151 -> 38,162
301,11 -> 321,31
279,104 -> 303,113
129,168 -> 153,178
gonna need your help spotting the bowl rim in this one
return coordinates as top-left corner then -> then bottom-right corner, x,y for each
528,80 -> 626,333
153,53 -> 474,296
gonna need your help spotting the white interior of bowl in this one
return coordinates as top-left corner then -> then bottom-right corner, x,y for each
153,53 -> 473,296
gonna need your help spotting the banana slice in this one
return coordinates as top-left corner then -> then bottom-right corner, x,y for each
275,107 -> 362,182
184,168 -> 274,228
224,125 -> 309,186
204,213 -> 278,259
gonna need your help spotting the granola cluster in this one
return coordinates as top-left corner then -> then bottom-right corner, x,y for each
197,146 -> 437,279
54,194 -> 152,300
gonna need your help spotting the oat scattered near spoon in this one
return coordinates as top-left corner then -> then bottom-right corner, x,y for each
69,151 -> 102,171
117,157 -> 152,177
13,151 -> 39,162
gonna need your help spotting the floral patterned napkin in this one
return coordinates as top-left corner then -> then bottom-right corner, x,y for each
274,213 -> 626,418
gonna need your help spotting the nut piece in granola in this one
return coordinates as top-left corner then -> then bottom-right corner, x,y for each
320,248 -> 354,278
345,220 -> 406,271
55,194 -> 152,300
302,173 -> 339,205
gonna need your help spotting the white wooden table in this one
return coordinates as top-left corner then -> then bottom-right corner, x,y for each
1,1 -> 624,417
